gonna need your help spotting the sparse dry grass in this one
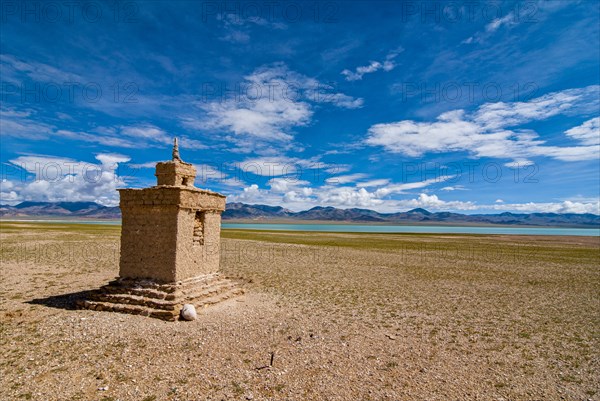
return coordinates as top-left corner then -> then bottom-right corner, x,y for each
1,221 -> 599,400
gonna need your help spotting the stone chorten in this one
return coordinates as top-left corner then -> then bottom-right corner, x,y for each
80,139 -> 242,320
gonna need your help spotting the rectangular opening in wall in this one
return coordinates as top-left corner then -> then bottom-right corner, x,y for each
193,211 -> 205,245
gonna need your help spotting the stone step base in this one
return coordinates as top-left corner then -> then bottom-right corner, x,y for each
77,274 -> 244,321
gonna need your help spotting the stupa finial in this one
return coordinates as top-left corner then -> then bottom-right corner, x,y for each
172,137 -> 182,161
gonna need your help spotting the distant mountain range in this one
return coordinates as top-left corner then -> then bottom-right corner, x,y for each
0,201 -> 121,219
1,201 -> 599,228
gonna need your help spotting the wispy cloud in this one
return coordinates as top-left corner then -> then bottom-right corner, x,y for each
341,47 -> 403,81
0,108 -> 54,139
234,155 -> 325,177
1,110 -> 206,150
0,54 -> 81,84
565,117 -> 599,146
217,12 -> 286,43
325,173 -> 368,184
462,13 -> 515,44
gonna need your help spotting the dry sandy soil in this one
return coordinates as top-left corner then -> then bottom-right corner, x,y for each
0,222 -> 599,401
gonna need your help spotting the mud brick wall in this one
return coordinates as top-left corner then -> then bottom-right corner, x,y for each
175,209 -> 222,280
118,203 -> 179,282
118,187 -> 226,283
155,161 -> 197,187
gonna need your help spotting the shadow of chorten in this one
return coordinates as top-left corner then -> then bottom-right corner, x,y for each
27,289 -> 96,310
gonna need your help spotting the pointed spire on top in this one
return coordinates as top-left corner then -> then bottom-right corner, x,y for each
172,137 -> 182,162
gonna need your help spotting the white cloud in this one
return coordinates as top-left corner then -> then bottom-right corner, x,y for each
366,86 -> 600,162
565,117 -> 600,146
486,13 -> 515,32
490,200 -> 600,214
235,155 -> 323,177
374,176 -> 454,197
342,61 -> 383,81
226,175 -> 453,212
267,178 -> 310,193
0,54 -> 81,83
222,30 -> 250,43
394,193 -> 477,211
103,125 -> 205,150
3,154 -> 131,206
200,97 -> 309,142
355,178 -> 390,188
8,155 -> 79,177
504,159 -> 534,168
325,164 -> 352,174
1,108 -> 206,150
441,185 -> 468,191
189,164 -> 246,190
189,63 -> 362,151
463,13 -> 515,44
318,186 -> 383,208
96,153 -> 131,166
325,173 -> 368,184
473,87 -> 598,130
127,161 -> 159,169
0,108 -> 54,139
217,13 -> 286,43
223,165 -> 599,214
341,47 -> 403,81
226,180 -> 600,214
238,183 -> 260,198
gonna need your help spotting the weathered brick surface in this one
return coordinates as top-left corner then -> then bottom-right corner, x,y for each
155,160 -> 197,186
117,155 -> 225,282
81,142 -> 240,320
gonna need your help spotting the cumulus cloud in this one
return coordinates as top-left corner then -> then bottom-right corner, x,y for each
3,154 -> 131,206
189,63 -> 362,151
319,187 -> 383,207
395,193 -> 476,211
224,171 -> 599,215
267,177 -> 310,193
490,200 -> 600,214
226,174 -> 455,212
365,86 -> 600,162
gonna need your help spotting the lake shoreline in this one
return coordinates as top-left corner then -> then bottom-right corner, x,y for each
1,219 -> 598,236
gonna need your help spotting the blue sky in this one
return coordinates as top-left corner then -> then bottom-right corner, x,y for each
1,0 -> 599,213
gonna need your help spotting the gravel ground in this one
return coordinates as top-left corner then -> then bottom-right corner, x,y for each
1,222 -> 599,400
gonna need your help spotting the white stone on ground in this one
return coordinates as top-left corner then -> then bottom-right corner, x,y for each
181,304 -> 197,321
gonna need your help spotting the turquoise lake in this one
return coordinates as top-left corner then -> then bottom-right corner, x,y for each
4,219 -> 599,236
221,223 -> 599,236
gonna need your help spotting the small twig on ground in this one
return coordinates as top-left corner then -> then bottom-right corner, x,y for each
255,351 -> 275,370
